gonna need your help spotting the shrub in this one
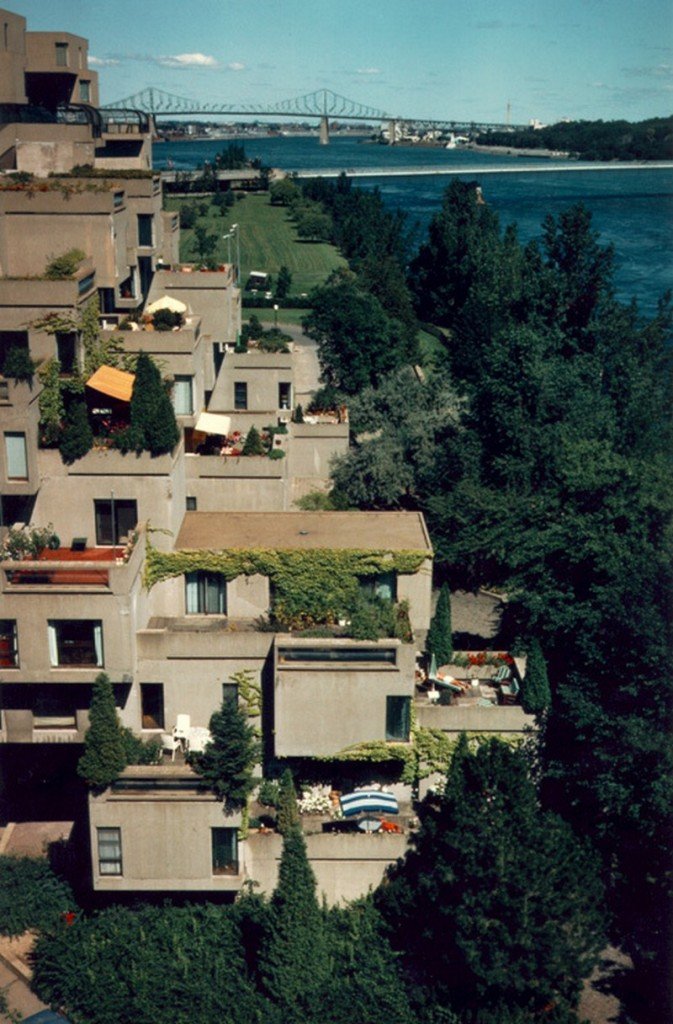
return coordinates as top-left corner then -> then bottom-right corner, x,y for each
2,346 -> 35,382
257,778 -> 281,808
44,248 -> 86,280
0,857 -> 75,937
308,384 -> 342,413
120,728 -> 162,765
268,448 -> 285,460
191,697 -> 259,809
1,523 -> 60,560
151,308 -> 184,332
257,333 -> 290,353
242,425 -> 265,456
294,403 -> 304,423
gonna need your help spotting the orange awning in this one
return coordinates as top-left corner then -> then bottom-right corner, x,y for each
86,365 -> 135,403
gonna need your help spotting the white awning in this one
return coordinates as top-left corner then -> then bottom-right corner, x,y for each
194,412 -> 231,436
145,295 -> 188,315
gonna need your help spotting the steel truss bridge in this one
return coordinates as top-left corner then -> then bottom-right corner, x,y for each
102,87 -> 524,141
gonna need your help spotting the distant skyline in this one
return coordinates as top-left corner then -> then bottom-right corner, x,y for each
6,0 -> 673,123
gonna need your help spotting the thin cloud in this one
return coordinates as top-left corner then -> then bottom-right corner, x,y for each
356,67 -> 381,76
226,61 -> 246,72
157,53 -> 219,68
89,56 -> 120,67
622,63 -> 673,79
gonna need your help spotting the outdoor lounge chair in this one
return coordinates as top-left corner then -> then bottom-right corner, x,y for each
499,677 -> 520,705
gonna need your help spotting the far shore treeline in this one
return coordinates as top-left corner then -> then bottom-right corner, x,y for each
477,114 -> 673,160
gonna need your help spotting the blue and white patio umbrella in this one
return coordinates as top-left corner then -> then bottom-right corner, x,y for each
340,790 -> 399,817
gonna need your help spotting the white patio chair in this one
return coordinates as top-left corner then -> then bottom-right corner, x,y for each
161,732 -> 181,762
173,714 -> 191,739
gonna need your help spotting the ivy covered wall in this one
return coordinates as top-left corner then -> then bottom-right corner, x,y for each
144,544 -> 426,629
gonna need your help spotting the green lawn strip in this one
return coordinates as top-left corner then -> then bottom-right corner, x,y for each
246,308 -> 313,327
165,193 -> 345,294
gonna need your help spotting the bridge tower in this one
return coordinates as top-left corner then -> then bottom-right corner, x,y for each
387,119 -> 398,145
319,115 -> 329,145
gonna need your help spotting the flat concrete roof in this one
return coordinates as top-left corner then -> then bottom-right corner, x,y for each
175,511 -> 433,553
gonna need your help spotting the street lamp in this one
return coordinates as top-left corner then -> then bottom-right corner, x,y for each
273,303 -> 279,329
222,222 -> 240,284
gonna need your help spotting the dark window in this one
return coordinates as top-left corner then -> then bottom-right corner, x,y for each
98,288 -> 115,314
234,382 -> 247,410
278,647 -> 396,665
137,214 -> 153,246
138,255 -> 153,298
49,620 -> 103,667
0,331 -> 28,367
113,191 -> 124,210
386,696 -> 411,741
80,79 -> 91,102
222,682 -> 238,705
185,572 -> 226,615
78,272 -> 95,296
186,496 -> 197,511
56,332 -> 77,374
55,42 -> 69,67
360,572 -> 397,603
278,382 -> 291,409
94,499 -> 137,546
97,827 -> 122,875
0,620 -> 18,667
212,828 -> 238,875
141,683 -> 164,730
34,692 -> 76,729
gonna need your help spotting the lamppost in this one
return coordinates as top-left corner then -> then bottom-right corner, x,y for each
273,303 -> 279,329
222,223 -> 240,284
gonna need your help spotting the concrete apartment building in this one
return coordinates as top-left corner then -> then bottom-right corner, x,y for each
0,7 -> 531,903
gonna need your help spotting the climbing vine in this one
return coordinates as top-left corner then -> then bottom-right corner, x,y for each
144,543 -> 426,629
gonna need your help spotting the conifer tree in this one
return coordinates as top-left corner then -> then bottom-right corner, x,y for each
521,637 -> 551,715
276,768 -> 300,837
191,697 -> 258,809
128,352 -> 179,455
376,737 -> 606,1022
77,673 -> 127,788
426,582 -> 452,667
59,398 -> 93,464
259,796 -> 331,1022
241,425 -> 264,456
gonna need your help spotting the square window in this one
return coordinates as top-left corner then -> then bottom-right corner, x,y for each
212,828 -> 238,875
34,693 -> 76,730
80,79 -> 91,102
97,827 -> 122,875
94,499 -> 137,546
185,572 -> 226,615
186,496 -> 197,511
137,214 -> 153,247
278,382 -> 292,409
386,696 -> 411,741
48,620 -> 103,667
222,682 -> 238,705
234,382 -> 247,410
55,42 -> 68,67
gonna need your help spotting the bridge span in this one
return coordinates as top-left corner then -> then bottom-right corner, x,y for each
292,162 -> 673,178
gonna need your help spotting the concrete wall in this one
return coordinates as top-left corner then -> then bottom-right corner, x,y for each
0,10 -> 27,104
34,444 -> 186,551
10,123 -> 95,175
287,421 -> 349,491
89,771 -> 243,892
185,453 -> 288,511
274,639 -> 416,757
209,350 -> 293,417
416,702 -> 535,735
0,379 -> 40,495
25,31 -> 99,107
398,557 -> 433,635
148,269 -> 240,349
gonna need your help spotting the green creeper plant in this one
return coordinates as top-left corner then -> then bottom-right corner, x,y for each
38,358 -> 65,446
77,673 -> 127,789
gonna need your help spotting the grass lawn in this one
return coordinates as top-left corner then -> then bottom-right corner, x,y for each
245,307 -> 313,327
165,193 -> 346,295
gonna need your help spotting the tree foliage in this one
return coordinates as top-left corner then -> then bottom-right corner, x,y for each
77,673 -> 127,788
0,857 -> 74,937
521,638 -> 551,715
125,351 -> 180,455
191,696 -> 259,808
58,396 -> 93,464
376,738 -> 606,1022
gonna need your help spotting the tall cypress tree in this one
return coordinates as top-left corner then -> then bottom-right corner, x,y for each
521,638 -> 551,715
276,768 -> 300,837
426,582 -> 453,667
77,673 -> 127,788
59,398 -> 93,464
259,776 -> 330,1022
128,352 -> 179,455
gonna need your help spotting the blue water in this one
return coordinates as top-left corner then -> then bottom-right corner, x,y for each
154,136 -> 673,316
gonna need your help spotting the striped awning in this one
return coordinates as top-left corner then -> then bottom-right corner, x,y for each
340,790 -> 399,817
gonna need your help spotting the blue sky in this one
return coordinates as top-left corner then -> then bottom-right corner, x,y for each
8,0 -> 673,123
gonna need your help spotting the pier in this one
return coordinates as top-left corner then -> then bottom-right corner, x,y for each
292,162 -> 673,179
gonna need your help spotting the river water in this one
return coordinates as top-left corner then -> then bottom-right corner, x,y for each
153,136 -> 673,317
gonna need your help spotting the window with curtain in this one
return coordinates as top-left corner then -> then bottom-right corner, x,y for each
97,827 -> 122,875
172,376 -> 194,415
185,572 -> 226,615
48,620 -> 103,667
4,432 -> 27,480
360,571 -> 397,603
